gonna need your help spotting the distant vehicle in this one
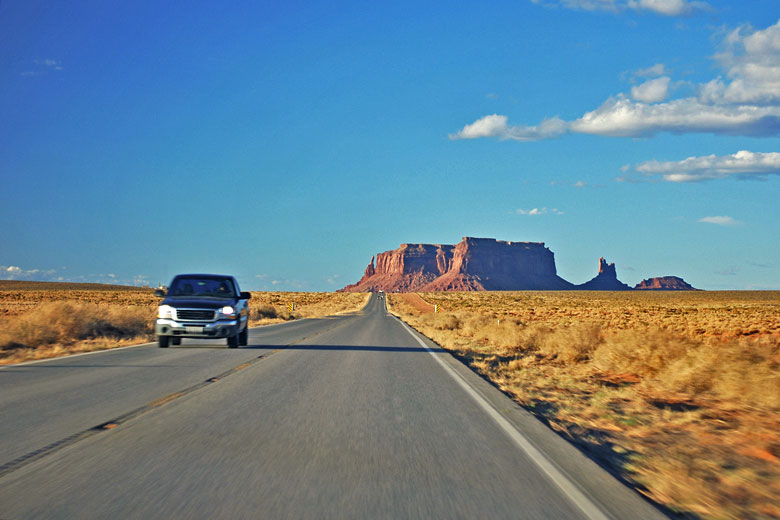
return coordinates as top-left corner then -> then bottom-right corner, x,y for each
154,274 -> 251,348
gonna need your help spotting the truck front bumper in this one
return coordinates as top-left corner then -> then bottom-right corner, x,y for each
155,319 -> 239,339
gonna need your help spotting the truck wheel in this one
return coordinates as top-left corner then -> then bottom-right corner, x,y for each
227,333 -> 239,348
158,336 -> 170,348
239,326 -> 248,346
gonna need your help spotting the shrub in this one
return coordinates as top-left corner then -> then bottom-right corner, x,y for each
592,329 -> 780,408
536,323 -> 604,363
251,305 -> 278,320
0,301 -> 152,350
420,312 -> 461,331
592,328 -> 697,379
471,317 -> 526,350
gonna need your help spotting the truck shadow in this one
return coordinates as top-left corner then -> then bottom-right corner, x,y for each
164,343 -> 446,353
280,344 -> 446,353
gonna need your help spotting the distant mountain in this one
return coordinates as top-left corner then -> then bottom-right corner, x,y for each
635,276 -> 698,290
340,237 -> 697,292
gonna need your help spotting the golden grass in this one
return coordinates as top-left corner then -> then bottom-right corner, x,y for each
0,300 -> 155,365
0,282 -> 368,364
247,291 -> 369,326
388,291 -> 780,520
0,283 -> 160,318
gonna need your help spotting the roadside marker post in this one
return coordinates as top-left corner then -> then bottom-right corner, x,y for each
288,302 -> 295,312
434,304 -> 439,313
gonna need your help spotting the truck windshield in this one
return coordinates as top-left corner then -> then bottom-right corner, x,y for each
168,278 -> 235,298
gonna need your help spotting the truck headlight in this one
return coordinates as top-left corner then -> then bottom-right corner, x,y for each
218,306 -> 236,319
158,305 -> 174,319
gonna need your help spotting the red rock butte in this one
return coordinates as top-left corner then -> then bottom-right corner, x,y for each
340,237 -> 698,292
577,257 -> 632,291
634,276 -> 698,290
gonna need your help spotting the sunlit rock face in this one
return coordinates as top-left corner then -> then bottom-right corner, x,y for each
340,237 -> 574,292
635,276 -> 698,290
340,238 -> 695,293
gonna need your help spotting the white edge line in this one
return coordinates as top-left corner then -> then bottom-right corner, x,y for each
397,318 -> 611,520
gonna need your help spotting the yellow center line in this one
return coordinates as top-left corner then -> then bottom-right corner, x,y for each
147,392 -> 186,408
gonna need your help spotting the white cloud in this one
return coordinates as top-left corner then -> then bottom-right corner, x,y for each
451,114 -> 508,139
1,265 -> 55,280
517,208 -> 545,215
531,0 -> 709,16
699,216 -> 737,226
0,265 -> 157,286
561,0 -> 620,12
459,95 -> 780,141
530,0 -> 618,12
450,114 -> 566,141
627,0 -> 708,16
635,63 -> 667,77
631,76 -> 671,102
549,179 -> 598,188
451,19 -> 780,140
570,95 -> 780,137
700,21 -> 780,106
630,150 -> 780,182
504,117 -> 567,141
516,207 -> 564,215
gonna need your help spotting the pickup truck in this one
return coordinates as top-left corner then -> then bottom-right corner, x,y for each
154,274 -> 251,348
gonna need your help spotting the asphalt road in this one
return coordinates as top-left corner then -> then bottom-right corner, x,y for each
0,294 -> 667,519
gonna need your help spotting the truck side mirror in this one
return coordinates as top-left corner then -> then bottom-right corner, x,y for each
154,289 -> 166,297
240,291 -> 251,300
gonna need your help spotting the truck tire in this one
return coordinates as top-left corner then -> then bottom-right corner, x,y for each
227,333 -> 239,348
158,336 -> 170,348
239,326 -> 248,346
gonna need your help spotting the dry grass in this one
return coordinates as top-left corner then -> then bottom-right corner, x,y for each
0,281 -> 160,318
388,291 -> 780,520
0,282 -> 368,365
0,300 -> 156,365
247,291 -> 369,326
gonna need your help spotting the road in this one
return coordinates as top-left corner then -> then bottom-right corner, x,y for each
0,294 -> 667,519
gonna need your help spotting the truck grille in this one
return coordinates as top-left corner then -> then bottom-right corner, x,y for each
176,309 -> 216,321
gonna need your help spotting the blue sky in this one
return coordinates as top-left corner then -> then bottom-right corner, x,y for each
1,0 -> 778,291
